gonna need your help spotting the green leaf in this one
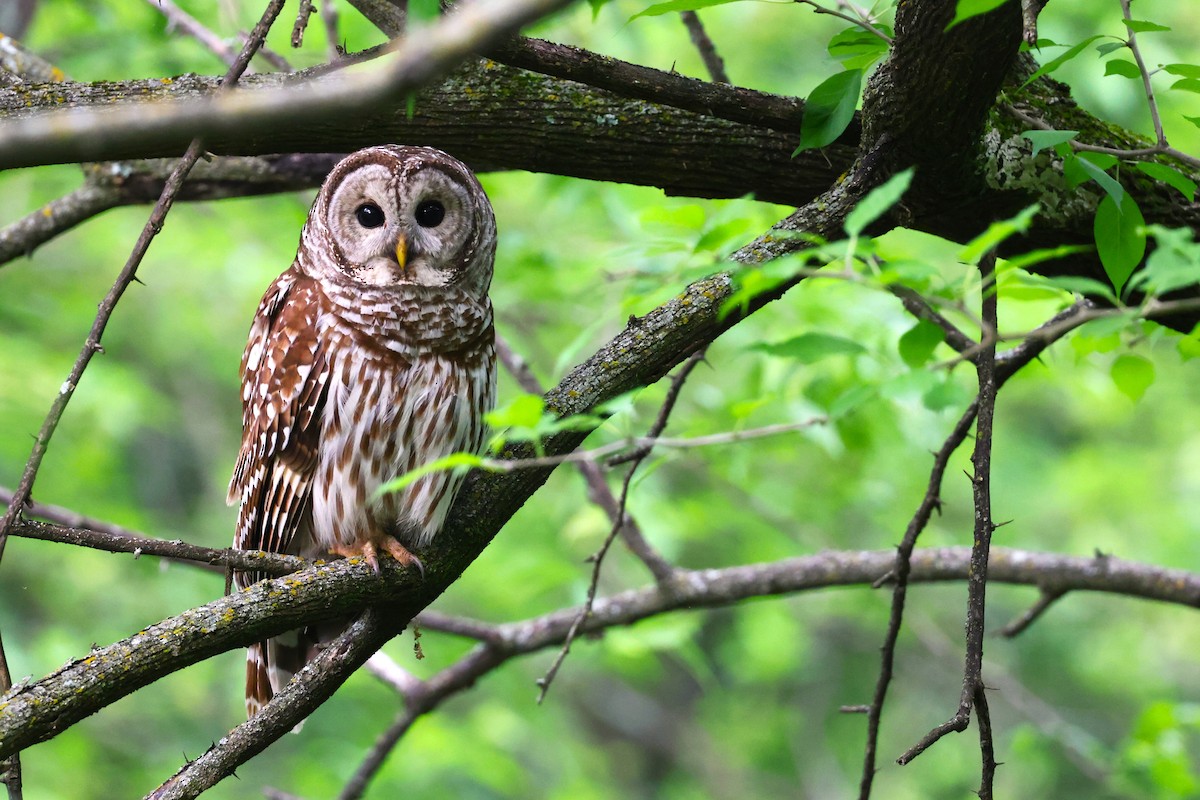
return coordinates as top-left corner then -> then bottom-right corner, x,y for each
485,393 -> 546,429
375,452 -> 488,497
1179,333 -> 1200,361
1095,41 -> 1128,57
588,0 -> 614,18
898,319 -> 946,367
1110,353 -> 1154,402
958,204 -> 1040,263
1133,225 -> 1200,295
1186,115 -> 1200,130
1066,153 -> 1125,204
797,69 -> 862,152
1079,150 -> 1118,170
1135,161 -> 1196,201
827,26 -> 890,66
947,0 -> 1009,30
1021,35 -> 1105,88
1022,129 -> 1078,156
630,0 -> 738,19
1124,19 -> 1170,33
1170,78 -> 1200,94
753,333 -> 866,364
1164,63 -> 1200,79
1094,193 -> 1146,294
829,384 -> 877,417
844,167 -> 915,236
1104,59 -> 1141,78
1005,243 -> 1093,272
922,376 -> 969,411
1019,274 -> 1119,305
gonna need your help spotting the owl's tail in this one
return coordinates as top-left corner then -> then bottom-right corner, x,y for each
244,630 -> 315,733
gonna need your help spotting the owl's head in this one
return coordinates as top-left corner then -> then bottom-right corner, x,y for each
300,145 -> 496,297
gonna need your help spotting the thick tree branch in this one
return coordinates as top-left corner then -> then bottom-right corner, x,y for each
0,60 -> 828,207
147,609 -> 395,800
0,0 -> 580,169
3,543 -> 1197,764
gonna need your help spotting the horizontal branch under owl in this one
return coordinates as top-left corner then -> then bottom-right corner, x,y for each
2,545 -> 1196,763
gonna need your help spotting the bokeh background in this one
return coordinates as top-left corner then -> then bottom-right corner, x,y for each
1,1 -> 1199,797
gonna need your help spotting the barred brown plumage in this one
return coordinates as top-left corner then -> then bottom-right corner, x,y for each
227,146 -> 497,719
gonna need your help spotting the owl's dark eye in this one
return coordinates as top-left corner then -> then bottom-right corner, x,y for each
355,203 -> 385,229
415,200 -> 445,228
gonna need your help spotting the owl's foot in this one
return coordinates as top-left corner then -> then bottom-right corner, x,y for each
332,537 -> 424,578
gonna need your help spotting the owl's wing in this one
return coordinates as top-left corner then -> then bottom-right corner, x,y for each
228,268 -> 329,573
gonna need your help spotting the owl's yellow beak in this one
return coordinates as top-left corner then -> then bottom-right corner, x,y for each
395,234 -> 408,272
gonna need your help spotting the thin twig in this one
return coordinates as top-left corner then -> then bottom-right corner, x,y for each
975,683 -> 997,799
144,0 -> 246,70
481,417 -> 826,474
495,333 -> 676,582
0,485 -> 149,541
1119,0 -> 1165,147
320,0 -> 343,61
415,610 -> 505,643
998,588 -> 1066,637
858,400 -> 978,799
679,11 -> 729,83
240,33 -> 293,71
889,285 -> 977,354
1004,102 -> 1200,171
795,0 -> 894,44
897,252 -> 1001,767
536,348 -> 707,702
292,0 -> 315,48
8,517 -> 307,575
0,628 -> 19,800
859,285 -> 1088,797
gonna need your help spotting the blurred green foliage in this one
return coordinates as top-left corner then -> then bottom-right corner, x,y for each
1,1 -> 1199,798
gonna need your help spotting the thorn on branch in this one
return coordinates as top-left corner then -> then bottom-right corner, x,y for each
999,589 -> 1066,638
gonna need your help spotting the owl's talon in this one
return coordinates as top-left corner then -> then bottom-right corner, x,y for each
335,537 -> 423,577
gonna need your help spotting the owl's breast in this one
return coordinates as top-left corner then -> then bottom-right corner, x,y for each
309,340 -> 495,554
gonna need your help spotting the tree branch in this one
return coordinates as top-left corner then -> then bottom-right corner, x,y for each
7,517 -> 306,575
0,154 -> 346,267
0,0 -> 579,169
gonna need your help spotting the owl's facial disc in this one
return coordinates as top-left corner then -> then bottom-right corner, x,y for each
325,161 -> 475,289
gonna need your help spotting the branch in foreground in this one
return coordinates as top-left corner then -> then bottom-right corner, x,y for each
0,556 -> 417,760
343,545 -> 1200,797
0,0 -> 577,169
147,608 -> 395,800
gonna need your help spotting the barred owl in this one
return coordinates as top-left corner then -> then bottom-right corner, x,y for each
228,145 -> 497,717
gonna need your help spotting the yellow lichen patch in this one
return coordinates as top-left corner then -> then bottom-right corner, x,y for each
41,206 -> 52,217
